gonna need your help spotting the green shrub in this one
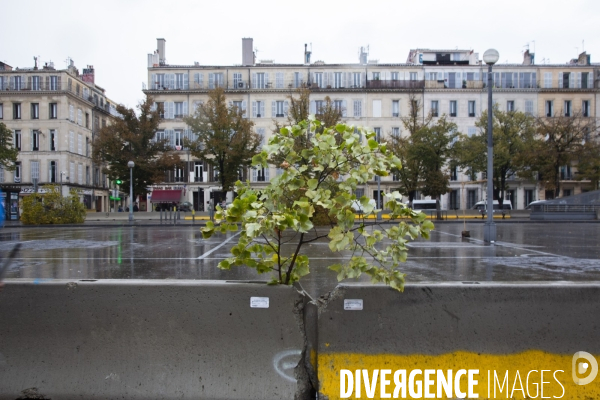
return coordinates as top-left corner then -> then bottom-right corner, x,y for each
21,185 -> 86,225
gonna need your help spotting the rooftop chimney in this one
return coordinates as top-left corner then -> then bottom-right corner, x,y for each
304,43 -> 311,64
157,38 -> 166,65
522,49 -> 534,65
242,38 -> 254,66
578,51 -> 590,65
82,65 -> 95,84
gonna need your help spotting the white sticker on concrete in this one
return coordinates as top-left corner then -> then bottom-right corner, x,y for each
250,297 -> 269,308
344,299 -> 363,310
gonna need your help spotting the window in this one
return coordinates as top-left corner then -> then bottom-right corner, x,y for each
467,127 -> 477,137
391,72 -> 399,81
409,72 -> 418,81
545,101 -> 553,117
353,100 -> 362,117
232,100 -> 246,117
582,100 -> 590,117
31,103 -> 39,119
31,161 -> 40,182
78,134 -> 83,155
314,73 -> 323,88
174,102 -> 185,118
252,101 -> 265,118
85,113 -> 89,128
77,109 -> 82,125
14,130 -> 21,150
194,162 -> 204,182
156,102 -> 165,119
50,130 -> 56,151
274,101 -> 286,117
294,72 -> 303,88
13,103 -> 21,119
209,73 -> 224,89
448,190 -> 460,210
564,100 -> 571,117
467,190 -> 478,209
174,130 -> 183,148
392,100 -> 399,117
334,72 -> 343,88
14,162 -> 21,183
431,101 -> 439,117
252,167 -> 269,182
544,73 -> 552,88
174,73 -> 186,89
78,164 -> 83,184
333,100 -> 344,116
372,100 -> 382,118
314,100 -> 323,115
174,165 -> 184,182
562,72 -> 571,89
86,166 -> 90,185
253,72 -> 266,89
49,161 -> 57,183
372,72 -> 380,80
11,76 -> 22,90
49,76 -> 59,90
86,137 -> 90,157
69,162 -> 75,184
69,131 -> 75,152
519,72 -> 536,88
76,83 -> 80,95
233,73 -> 243,89
581,72 -> 589,89
468,100 -> 476,117
0,103 -> 3,119
450,165 -> 458,181
155,73 -> 165,89
49,103 -> 57,119
449,101 -> 457,117
391,127 -> 400,139
353,72 -> 362,88
525,100 -> 534,116
32,130 -> 40,151
275,72 -> 284,89
374,127 -> 381,143
506,101 -> 514,112
69,105 -> 74,121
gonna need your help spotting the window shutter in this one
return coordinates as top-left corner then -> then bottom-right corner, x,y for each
569,72 -> 574,88
168,102 -> 174,119
310,101 -> 316,114
252,73 -> 257,89
264,167 -> 270,181
252,101 -> 257,118
169,74 -> 175,89
328,72 -> 333,87
341,100 -> 347,117
209,73 -> 214,89
183,102 -> 188,116
284,101 -> 289,116
260,102 -> 265,117
271,101 -> 276,117
193,73 -> 199,88
241,100 -> 247,117
151,102 -> 157,112
151,74 -> 156,89
183,73 -> 189,89
30,130 -> 33,150
557,72 -> 562,88
588,72 -> 593,89
252,168 -> 257,182
265,73 -> 269,88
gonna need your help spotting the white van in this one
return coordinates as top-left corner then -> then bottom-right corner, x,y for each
410,199 -> 438,210
471,200 -> 512,212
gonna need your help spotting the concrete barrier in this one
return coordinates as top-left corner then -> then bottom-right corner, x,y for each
317,283 -> 600,399
0,280 -> 307,400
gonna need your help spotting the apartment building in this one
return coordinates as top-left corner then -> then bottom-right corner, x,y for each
143,39 -> 599,211
0,59 -> 119,219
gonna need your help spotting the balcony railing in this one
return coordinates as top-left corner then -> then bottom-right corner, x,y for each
366,80 -> 425,89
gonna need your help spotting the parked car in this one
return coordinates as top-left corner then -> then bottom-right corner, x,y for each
410,199 -> 438,211
471,200 -> 512,212
178,202 -> 193,212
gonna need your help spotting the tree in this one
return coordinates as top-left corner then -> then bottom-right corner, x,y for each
576,139 -> 600,190
0,122 -> 18,170
201,118 -> 434,291
455,107 -> 536,207
389,94 -> 458,218
92,97 -> 181,197
21,185 -> 86,224
523,111 -> 595,198
185,87 -> 261,192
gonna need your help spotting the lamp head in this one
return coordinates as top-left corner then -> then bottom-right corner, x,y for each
127,161 -> 135,168
483,49 -> 500,65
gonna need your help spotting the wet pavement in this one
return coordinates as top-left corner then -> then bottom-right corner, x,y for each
1,222 -> 599,298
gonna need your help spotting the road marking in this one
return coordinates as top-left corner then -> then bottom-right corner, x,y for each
196,232 -> 241,260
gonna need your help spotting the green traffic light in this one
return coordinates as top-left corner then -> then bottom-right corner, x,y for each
116,179 -> 122,185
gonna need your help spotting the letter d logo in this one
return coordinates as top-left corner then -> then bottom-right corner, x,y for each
572,351 -> 598,385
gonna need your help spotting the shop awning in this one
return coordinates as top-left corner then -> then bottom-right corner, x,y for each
150,189 -> 182,203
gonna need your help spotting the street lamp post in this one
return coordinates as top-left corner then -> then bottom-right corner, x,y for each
483,49 -> 499,243
128,161 -> 135,224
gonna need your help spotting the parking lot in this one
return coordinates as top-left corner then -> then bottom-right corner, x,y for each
1,222 -> 599,297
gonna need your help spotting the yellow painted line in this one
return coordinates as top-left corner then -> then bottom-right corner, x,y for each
183,216 -> 210,220
354,214 -> 511,220
319,351 -> 600,399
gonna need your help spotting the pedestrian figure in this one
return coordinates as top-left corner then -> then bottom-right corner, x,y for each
207,200 -> 214,222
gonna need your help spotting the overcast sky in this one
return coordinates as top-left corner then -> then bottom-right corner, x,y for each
2,0 -> 598,109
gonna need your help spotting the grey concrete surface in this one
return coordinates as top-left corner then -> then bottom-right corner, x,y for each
318,283 -> 600,355
0,280 -> 306,400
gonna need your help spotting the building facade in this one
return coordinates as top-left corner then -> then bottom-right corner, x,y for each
0,59 -> 119,219
143,39 -> 599,211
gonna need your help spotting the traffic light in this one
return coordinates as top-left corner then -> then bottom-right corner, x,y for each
116,179 -> 123,185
